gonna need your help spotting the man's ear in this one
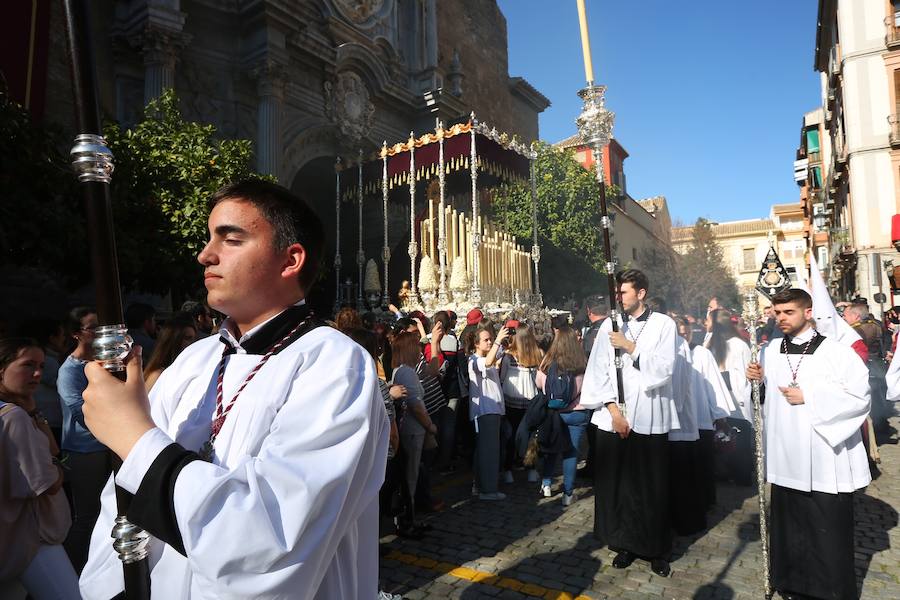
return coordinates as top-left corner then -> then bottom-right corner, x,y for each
282,243 -> 306,280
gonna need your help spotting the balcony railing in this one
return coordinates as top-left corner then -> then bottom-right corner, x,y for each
890,115 -> 900,147
887,18 -> 900,48
808,150 -> 821,164
833,133 -> 847,166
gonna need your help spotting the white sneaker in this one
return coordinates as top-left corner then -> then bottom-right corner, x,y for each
527,469 -> 539,482
541,484 -> 552,497
502,470 -> 514,484
562,492 -> 573,507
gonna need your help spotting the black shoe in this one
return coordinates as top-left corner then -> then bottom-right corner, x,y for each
650,558 -> 671,577
612,551 -> 636,569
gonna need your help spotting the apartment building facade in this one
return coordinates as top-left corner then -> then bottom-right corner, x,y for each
813,0 -> 900,314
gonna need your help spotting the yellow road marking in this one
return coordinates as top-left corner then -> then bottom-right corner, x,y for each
385,550 -> 592,599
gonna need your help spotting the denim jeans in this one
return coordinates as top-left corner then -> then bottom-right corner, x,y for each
542,410 -> 590,494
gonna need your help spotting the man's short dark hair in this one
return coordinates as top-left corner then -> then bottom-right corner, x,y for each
616,268 -> 650,293
125,303 -> 156,329
586,295 -> 609,317
66,306 -> 96,335
771,288 -> 812,309
210,179 -> 324,291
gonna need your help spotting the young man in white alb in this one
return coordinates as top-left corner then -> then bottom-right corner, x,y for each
79,180 -> 388,599
748,287 -> 870,600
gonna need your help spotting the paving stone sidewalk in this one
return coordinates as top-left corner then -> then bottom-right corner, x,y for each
379,417 -> 900,599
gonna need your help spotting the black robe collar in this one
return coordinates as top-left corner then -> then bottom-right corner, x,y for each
780,331 -> 826,355
220,304 -> 319,356
630,308 -> 652,322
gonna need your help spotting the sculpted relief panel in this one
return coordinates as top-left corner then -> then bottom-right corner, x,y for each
324,71 -> 375,145
332,0 -> 391,28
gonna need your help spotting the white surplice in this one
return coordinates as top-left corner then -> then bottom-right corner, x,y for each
887,352 -> 900,402
669,337 -> 699,441
689,344 -> 735,431
762,329 -> 871,494
80,324 -> 388,600
581,311 -> 679,435
720,337 -> 752,424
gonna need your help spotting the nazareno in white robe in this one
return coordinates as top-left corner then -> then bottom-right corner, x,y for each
79,310 -> 389,600
581,311 -> 680,434
689,344 -> 735,431
761,332 -> 871,494
718,337 -> 752,424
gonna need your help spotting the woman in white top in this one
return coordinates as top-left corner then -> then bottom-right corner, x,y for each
500,323 -> 543,483
467,324 -> 510,500
706,309 -> 753,486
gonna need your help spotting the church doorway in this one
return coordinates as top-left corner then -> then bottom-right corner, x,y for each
291,156 -> 339,316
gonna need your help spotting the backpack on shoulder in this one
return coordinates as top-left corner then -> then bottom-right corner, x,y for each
545,361 -> 574,410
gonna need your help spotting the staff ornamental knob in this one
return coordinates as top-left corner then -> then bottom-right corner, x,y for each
92,325 -> 132,372
742,290 -> 759,322
71,134 -> 115,183
575,84 -> 615,149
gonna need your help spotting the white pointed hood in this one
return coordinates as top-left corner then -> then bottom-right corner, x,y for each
808,254 -> 862,346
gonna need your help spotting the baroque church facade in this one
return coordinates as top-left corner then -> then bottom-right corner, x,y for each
29,0 -> 549,309
44,0 -> 548,189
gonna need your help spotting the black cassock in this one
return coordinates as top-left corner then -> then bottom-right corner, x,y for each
593,429 -> 671,558
668,440 -> 706,536
770,485 -> 857,600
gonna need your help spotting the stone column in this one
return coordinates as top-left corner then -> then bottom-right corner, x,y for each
254,62 -> 285,181
141,29 -> 182,104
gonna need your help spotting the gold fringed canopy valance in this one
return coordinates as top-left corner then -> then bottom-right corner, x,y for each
337,117 -> 535,201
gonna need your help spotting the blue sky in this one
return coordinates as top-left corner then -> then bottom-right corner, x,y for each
497,0 -> 821,225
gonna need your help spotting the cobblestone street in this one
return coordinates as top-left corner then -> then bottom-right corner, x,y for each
379,417 -> 900,599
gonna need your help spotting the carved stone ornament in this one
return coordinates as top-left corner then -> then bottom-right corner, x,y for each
332,0 -> 390,27
324,71 -> 375,144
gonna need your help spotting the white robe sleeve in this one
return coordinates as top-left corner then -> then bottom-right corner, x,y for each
693,345 -> 736,419
579,331 -> 618,409
804,341 -> 871,448
630,316 -> 676,393
887,352 -> 900,402
671,337 -> 691,413
726,339 -> 752,416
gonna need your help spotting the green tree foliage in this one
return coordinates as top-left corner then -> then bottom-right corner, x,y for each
677,218 -> 740,316
1,88 -> 265,299
0,86 -> 85,285
490,141 -> 617,302
104,90 -> 268,295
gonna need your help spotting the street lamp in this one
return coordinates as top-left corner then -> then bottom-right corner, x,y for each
812,202 -> 828,230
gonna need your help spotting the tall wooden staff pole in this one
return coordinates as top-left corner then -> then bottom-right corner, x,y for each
62,1 -> 152,597
574,0 -> 625,410
742,292 -> 772,599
